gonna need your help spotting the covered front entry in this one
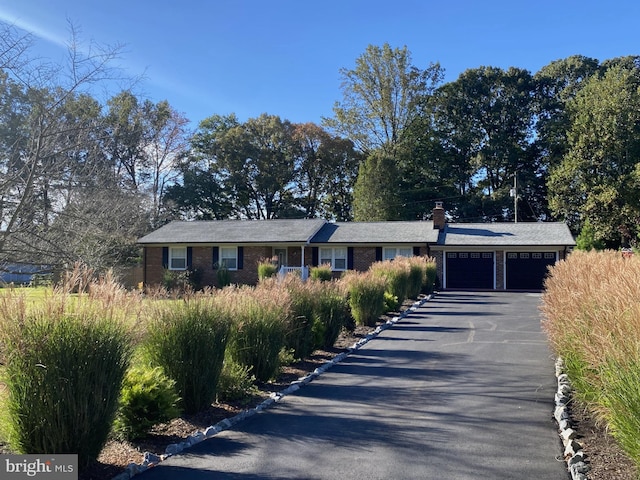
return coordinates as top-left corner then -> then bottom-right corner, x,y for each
505,252 -> 557,290
445,252 -> 494,289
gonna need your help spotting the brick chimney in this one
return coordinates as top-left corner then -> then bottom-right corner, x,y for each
433,201 -> 446,230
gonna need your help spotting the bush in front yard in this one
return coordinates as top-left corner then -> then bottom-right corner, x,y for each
144,297 -> 231,414
313,281 -> 351,349
342,271 -> 387,326
0,290 -> 133,469
113,364 -> 181,441
258,259 -> 278,281
310,264 -> 333,282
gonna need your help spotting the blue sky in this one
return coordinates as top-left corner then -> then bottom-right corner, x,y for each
0,1 -> 638,129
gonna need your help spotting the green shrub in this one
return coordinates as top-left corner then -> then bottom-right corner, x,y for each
216,356 -> 258,403
0,294 -> 133,469
310,264 -> 333,282
113,364 -> 181,441
344,271 -> 387,326
145,298 -> 231,414
258,260 -> 278,281
226,287 -> 289,382
384,291 -> 400,312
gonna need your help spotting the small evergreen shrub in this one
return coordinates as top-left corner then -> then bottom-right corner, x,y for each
216,356 -> 258,403
145,297 -> 231,414
384,291 -> 400,312
113,364 -> 181,441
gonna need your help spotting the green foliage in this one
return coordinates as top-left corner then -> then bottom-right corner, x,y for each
285,282 -> 317,359
217,265 -> 232,288
353,152 -> 402,221
227,294 -> 288,382
549,65 -> 640,247
425,260 -> 437,293
575,218 -> 606,251
0,295 -> 133,468
371,260 -> 410,305
344,271 -> 387,326
313,286 -> 351,349
144,298 -> 231,414
216,356 -> 258,403
383,291 -> 400,312
113,364 -> 181,441
257,260 -> 278,281
310,264 -> 333,282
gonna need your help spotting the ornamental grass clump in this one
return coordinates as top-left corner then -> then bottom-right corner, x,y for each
313,281 -> 351,349
144,295 -> 231,414
424,258 -> 437,293
277,276 -> 319,359
370,259 -> 410,307
310,264 -> 333,282
0,286 -> 134,469
257,259 -> 278,281
225,285 -> 290,382
541,250 -> 640,469
342,271 -> 387,326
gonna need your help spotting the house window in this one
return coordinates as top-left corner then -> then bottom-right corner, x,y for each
169,246 -> 187,270
320,247 -> 348,271
220,246 -> 238,270
383,247 -> 413,260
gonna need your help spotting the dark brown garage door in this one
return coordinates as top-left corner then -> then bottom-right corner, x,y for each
446,252 -> 494,289
506,252 -> 557,290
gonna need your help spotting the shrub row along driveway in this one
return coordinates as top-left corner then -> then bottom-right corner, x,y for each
138,291 -> 568,480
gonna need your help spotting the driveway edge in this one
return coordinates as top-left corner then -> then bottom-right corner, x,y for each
112,294 -> 434,480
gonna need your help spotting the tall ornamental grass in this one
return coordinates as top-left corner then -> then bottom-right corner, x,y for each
370,260 -> 410,306
541,250 -> 640,469
313,281 -> 351,349
0,286 -> 134,469
225,286 -> 290,382
342,271 -> 387,326
144,296 -> 231,414
277,276 -> 318,359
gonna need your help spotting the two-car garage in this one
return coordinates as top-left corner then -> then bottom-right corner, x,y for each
443,250 -> 560,291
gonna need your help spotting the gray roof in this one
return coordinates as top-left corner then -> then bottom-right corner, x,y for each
438,222 -> 575,247
138,219 -> 327,244
311,221 -> 438,244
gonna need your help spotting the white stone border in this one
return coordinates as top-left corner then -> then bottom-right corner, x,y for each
554,357 -> 590,480
112,295 -> 434,479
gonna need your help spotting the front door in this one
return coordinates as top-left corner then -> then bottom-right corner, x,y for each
273,248 -> 288,269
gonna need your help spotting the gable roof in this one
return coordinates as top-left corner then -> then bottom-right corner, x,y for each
437,222 -> 575,247
311,221 -> 438,244
138,219 -> 327,244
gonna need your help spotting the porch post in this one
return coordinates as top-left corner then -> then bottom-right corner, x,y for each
301,245 -> 305,267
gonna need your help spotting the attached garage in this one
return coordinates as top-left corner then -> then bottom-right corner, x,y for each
432,221 -> 575,291
445,251 -> 494,289
505,252 -> 557,290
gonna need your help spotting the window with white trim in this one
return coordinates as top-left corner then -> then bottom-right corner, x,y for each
220,246 -> 238,270
169,246 -> 187,270
320,247 -> 348,271
383,247 -> 413,260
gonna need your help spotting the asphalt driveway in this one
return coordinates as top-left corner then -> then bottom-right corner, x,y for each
137,291 -> 569,480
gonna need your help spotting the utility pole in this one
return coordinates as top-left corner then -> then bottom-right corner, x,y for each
510,173 -> 518,223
